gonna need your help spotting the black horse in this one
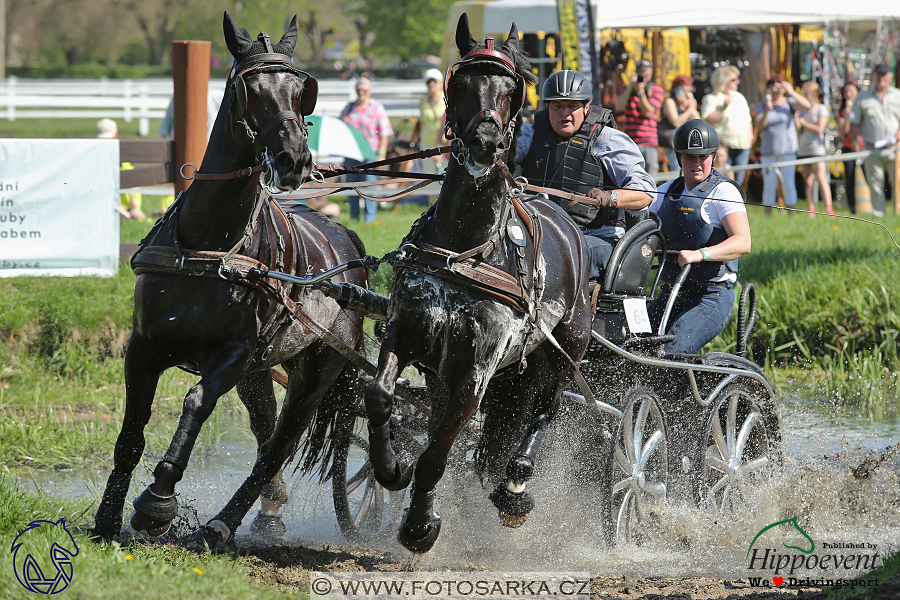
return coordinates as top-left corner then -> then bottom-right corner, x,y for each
364,14 -> 593,553
90,13 -> 365,545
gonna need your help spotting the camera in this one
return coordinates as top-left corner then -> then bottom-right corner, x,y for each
636,74 -> 645,83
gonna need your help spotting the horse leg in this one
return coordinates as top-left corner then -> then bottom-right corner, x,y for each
91,333 -> 165,541
398,370 -> 486,553
186,347 -> 348,551
490,347 -> 575,528
131,342 -> 250,537
235,371 -> 288,542
364,332 -> 415,491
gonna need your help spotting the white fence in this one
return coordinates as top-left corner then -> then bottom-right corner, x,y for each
0,77 -> 427,135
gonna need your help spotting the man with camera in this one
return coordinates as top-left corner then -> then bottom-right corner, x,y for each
516,70 -> 655,281
616,59 -> 665,175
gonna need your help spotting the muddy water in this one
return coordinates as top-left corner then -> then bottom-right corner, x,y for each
20,385 -> 900,581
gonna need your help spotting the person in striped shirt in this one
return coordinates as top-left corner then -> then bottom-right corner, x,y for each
617,60 -> 665,175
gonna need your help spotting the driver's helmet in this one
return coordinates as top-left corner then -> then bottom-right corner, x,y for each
542,70 -> 591,103
673,119 -> 719,155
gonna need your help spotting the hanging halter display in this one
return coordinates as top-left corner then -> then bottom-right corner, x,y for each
443,37 -> 527,141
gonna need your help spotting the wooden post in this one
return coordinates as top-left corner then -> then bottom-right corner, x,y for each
172,40 -> 211,196
652,30 -> 665,87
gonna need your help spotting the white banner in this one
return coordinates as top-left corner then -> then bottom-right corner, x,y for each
0,139 -> 119,277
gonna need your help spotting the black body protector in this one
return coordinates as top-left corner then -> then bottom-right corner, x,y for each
521,106 -> 624,230
658,169 -> 742,284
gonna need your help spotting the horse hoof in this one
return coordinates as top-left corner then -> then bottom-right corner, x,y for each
398,512 -> 442,554
498,511 -> 530,528
132,487 -> 178,522
182,523 -> 228,553
488,484 -> 534,523
250,512 -> 287,545
374,450 -> 415,492
130,510 -> 171,537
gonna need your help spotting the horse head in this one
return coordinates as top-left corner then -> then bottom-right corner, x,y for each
221,12 -> 316,190
446,13 -> 536,176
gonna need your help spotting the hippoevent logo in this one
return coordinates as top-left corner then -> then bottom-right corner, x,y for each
10,518 -> 80,594
745,517 -> 881,589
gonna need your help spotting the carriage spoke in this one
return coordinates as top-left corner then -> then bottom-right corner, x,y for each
346,463 -> 373,494
616,489 -> 633,539
726,393 -> 740,453
623,407 -> 637,464
644,481 -> 666,496
612,477 -> 632,496
734,411 -> 762,458
711,414 -> 729,461
639,430 -> 663,470
353,479 -> 377,528
719,481 -> 732,512
707,474 -> 729,499
633,400 -> 650,462
739,456 -> 770,474
614,445 -> 632,474
705,455 -> 729,474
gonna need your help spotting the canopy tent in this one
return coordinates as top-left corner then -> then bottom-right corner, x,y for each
483,0 -> 900,33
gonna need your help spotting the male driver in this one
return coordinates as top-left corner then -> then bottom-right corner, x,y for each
516,70 -> 656,280
617,60 -> 665,175
849,62 -> 900,217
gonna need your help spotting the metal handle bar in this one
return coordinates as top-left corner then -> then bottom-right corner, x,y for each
247,257 -> 377,287
658,250 -> 691,336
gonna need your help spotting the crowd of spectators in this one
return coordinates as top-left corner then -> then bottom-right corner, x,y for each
612,60 -> 900,217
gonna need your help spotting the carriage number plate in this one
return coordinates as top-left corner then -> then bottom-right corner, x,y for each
623,298 -> 652,333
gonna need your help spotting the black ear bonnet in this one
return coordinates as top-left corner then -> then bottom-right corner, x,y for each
223,11 -> 318,152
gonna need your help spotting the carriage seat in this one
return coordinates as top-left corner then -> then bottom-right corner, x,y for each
589,212 -> 665,345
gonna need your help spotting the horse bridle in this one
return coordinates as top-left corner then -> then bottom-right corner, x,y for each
444,37 -> 527,143
185,37 -> 319,183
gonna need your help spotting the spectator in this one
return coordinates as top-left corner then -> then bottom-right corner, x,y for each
754,75 -> 811,216
701,65 -> 753,185
837,80 -> 863,214
341,77 -> 393,223
419,68 -> 446,205
795,81 -> 835,216
659,75 -> 700,171
97,118 -> 146,221
617,59 -> 665,175
714,144 -> 735,181
849,63 -> 900,217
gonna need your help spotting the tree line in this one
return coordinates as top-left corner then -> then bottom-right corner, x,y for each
6,0 -> 455,72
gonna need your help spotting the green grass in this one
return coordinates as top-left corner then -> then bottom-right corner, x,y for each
0,475 -> 291,600
0,117 -> 165,139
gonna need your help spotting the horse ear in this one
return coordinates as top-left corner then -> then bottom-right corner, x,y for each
456,12 -> 479,57
275,14 -> 299,57
503,23 -> 520,53
223,11 -> 254,59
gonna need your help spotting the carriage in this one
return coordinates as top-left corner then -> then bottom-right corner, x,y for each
91,12 -> 782,554
308,212 -> 782,548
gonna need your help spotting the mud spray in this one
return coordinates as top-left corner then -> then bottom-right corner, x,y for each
21,383 -> 900,581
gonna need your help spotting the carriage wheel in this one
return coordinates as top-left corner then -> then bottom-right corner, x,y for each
698,383 -> 776,513
332,396 -> 429,545
331,428 -> 400,544
603,388 -> 669,546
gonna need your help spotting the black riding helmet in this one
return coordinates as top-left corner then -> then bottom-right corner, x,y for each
674,119 -> 719,155
542,70 -> 591,102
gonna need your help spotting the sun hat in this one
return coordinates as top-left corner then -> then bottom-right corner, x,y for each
96,118 -> 118,139
423,68 -> 444,83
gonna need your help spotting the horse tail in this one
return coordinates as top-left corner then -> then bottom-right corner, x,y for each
294,353 -> 362,482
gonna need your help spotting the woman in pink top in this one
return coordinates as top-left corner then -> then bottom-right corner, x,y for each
341,77 -> 394,222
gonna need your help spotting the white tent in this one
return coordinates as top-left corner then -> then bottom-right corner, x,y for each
483,0 -> 900,33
